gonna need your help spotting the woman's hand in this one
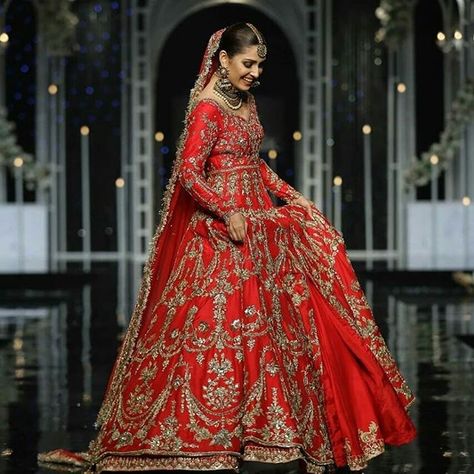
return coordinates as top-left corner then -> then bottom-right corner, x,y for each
291,195 -> 314,219
225,212 -> 248,242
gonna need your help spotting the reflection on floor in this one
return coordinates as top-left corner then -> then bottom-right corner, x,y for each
0,264 -> 473,474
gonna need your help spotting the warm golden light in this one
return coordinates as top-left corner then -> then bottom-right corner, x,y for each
454,30 -> 463,40
437,32 -> 446,42
115,177 -> 125,188
292,131 -> 302,141
462,196 -> 471,206
13,157 -> 24,167
48,84 -> 58,95
13,337 -> 23,351
154,131 -> 165,142
15,368 -> 25,379
362,124 -> 372,135
268,149 -> 278,159
0,32 -> 9,43
333,176 -> 343,186
397,83 -> 407,93
430,154 -> 439,165
80,126 -> 90,136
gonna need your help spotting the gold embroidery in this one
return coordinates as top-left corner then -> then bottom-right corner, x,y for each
84,67 -> 415,474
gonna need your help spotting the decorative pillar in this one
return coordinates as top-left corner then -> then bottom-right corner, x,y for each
383,3 -> 417,269
35,17 -> 49,204
300,0 -> 330,210
0,1 -> 11,202
34,1 -> 78,271
462,0 -> 474,199
130,0 -> 154,301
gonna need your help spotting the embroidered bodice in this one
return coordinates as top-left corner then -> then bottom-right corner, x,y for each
178,95 -> 302,223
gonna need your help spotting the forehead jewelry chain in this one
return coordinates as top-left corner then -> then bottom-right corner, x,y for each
246,23 -> 267,59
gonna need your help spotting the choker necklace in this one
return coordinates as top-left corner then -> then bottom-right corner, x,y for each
213,76 -> 243,110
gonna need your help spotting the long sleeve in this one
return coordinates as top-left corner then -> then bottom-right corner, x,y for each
259,158 -> 303,203
178,102 -> 237,224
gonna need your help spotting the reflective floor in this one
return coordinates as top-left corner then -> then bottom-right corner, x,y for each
0,264 -> 473,473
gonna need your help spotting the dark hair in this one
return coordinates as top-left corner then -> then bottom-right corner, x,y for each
218,22 -> 266,58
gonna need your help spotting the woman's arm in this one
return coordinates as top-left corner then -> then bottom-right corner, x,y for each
178,101 -> 238,224
259,159 -> 303,203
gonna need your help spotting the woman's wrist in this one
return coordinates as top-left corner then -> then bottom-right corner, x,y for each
222,209 -> 239,226
287,190 -> 303,203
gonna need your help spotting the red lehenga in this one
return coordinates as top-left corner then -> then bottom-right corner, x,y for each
38,28 -> 416,474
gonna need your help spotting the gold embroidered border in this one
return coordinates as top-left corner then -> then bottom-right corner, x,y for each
207,163 -> 260,176
93,446 -> 328,474
345,441 -> 385,471
96,453 -> 239,472
90,437 -> 351,474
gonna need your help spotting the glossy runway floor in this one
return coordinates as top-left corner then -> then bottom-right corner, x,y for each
0,264 -> 473,474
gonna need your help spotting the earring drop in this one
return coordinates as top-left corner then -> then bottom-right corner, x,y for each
213,64 -> 243,109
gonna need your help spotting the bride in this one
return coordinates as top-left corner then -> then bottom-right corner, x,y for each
39,22 -> 416,474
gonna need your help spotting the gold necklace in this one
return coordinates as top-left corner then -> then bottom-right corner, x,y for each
213,79 -> 243,110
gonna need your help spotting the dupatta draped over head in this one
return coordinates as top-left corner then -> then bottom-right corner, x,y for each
95,27 -> 227,429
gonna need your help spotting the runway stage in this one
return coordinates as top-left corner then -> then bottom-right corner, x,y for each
0,264 -> 472,474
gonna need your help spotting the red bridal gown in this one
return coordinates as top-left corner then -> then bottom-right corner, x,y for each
86,95 -> 416,473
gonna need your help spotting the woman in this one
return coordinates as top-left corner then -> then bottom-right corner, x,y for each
39,23 -> 416,473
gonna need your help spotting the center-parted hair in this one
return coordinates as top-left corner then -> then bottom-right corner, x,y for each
218,22 -> 266,58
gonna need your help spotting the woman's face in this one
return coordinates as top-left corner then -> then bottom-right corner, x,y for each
219,45 -> 265,91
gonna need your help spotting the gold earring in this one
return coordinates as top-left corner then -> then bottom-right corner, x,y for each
216,65 -> 229,79
215,65 -> 234,92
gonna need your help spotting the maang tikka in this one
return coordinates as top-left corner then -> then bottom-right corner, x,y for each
245,22 -> 266,88
245,22 -> 267,59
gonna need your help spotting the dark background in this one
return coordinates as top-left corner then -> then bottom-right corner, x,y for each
4,0 -> 444,250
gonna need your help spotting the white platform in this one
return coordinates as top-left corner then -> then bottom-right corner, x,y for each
407,201 -> 474,269
0,204 -> 48,273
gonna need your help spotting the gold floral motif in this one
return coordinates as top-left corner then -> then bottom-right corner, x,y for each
147,408 -> 198,451
125,385 -> 153,416
139,363 -> 158,383
261,388 -> 298,443
342,421 -> 386,470
265,361 -> 280,375
208,353 -> 233,378
203,376 -> 240,410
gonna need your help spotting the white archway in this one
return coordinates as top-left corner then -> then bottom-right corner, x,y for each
125,0 -> 330,294
147,0 -> 306,87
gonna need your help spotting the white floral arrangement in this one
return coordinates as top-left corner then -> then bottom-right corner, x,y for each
404,79 -> 474,187
375,0 -> 413,48
34,0 -> 79,56
0,107 -> 51,190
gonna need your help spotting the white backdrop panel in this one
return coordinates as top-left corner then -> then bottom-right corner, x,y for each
0,204 -> 48,273
407,202 -> 474,269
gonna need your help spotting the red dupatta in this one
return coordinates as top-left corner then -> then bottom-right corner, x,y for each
94,27 -> 226,428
